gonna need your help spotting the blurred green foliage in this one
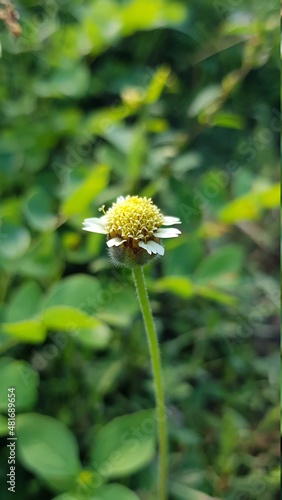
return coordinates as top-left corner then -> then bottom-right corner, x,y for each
0,0 -> 280,499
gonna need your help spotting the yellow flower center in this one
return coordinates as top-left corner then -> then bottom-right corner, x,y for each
104,196 -> 164,241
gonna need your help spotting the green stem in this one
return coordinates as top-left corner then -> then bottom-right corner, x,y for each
132,266 -> 167,500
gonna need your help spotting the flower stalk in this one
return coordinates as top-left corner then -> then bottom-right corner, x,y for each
132,266 -> 167,500
82,194 -> 181,499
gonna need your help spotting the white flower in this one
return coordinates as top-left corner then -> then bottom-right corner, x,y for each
83,195 -> 181,264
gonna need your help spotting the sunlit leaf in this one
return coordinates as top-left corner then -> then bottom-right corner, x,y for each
144,66 -> 170,104
258,183 -> 280,208
61,165 -> 110,217
194,285 -> 236,306
211,112 -> 244,129
219,183 -> 280,224
219,195 -> 260,223
120,0 -> 185,36
41,306 -> 101,330
2,319 -> 46,343
41,304 -> 112,349
154,276 -> 194,298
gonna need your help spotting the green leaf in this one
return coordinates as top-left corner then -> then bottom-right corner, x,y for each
211,112 -> 244,130
41,306 -> 102,330
2,319 -> 46,343
41,306 -> 111,348
172,152 -> 202,174
61,164 -> 110,218
194,285 -> 236,306
72,324 -> 111,350
219,194 -> 260,223
120,0 -> 185,36
35,64 -> 90,98
188,85 -> 222,117
92,484 -> 140,500
90,359 -> 124,396
102,125 -> 136,155
216,409 -> 248,474
42,274 -> 101,314
218,183 -> 280,224
17,413 -> 82,492
96,288 -> 138,327
87,105 -> 139,135
0,358 -> 39,412
256,404 -> 280,431
82,2 -> 119,51
258,183 -> 280,208
18,233 -> 63,281
171,482 -> 220,500
144,65 -> 170,104
154,276 -> 194,298
6,281 -> 42,322
22,187 -> 57,231
0,223 -> 31,260
194,245 -> 244,286
91,409 -> 156,479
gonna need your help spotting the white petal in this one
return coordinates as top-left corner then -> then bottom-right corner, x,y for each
116,196 -> 125,202
83,224 -> 107,234
106,237 -> 126,247
153,228 -> 181,238
163,216 -> 181,225
138,240 -> 164,255
83,217 -> 106,226
138,241 -> 152,254
82,217 -> 107,234
147,240 -> 165,255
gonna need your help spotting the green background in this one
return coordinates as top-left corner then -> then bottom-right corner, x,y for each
0,1 -> 280,499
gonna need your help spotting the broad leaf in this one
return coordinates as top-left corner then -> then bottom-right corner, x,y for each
17,413 -> 82,492
91,410 -> 156,478
0,358 -> 39,412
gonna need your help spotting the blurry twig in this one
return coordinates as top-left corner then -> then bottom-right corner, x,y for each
0,0 -> 21,37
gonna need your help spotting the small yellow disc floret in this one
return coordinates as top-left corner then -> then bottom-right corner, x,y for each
104,196 -> 164,240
